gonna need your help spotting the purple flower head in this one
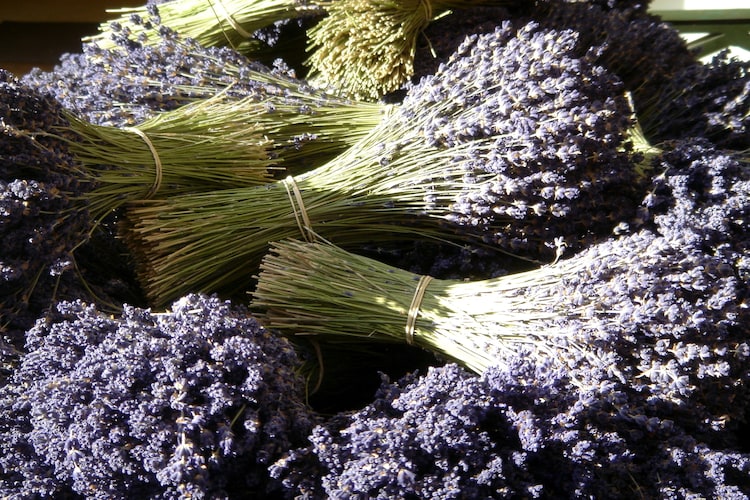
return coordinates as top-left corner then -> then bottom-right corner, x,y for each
0,294 -> 313,497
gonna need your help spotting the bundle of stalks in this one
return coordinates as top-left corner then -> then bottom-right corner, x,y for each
251,219 -> 749,412
122,112 -> 488,305
59,89 -> 388,222
115,31 -> 392,138
305,0 -> 514,99
252,239 -> 576,375
84,1 -> 322,53
251,145 -> 750,414
122,22 -> 651,306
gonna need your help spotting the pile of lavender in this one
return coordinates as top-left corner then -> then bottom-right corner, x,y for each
0,71 -> 90,353
0,294 -> 314,498
2,0 -> 750,498
272,360 -> 750,498
1,71 -> 146,362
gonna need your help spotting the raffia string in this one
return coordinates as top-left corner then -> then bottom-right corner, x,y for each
123,127 -> 163,199
405,275 -> 432,345
210,0 -> 253,39
283,175 -> 316,243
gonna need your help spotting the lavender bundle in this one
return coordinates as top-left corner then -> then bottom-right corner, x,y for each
84,1 -> 322,54
253,221 -> 749,421
25,18 -> 330,127
85,0 -> 519,101
123,22 -> 648,305
61,85 -> 387,221
303,0 -> 515,99
60,95 -> 273,222
636,50 -> 750,150
529,1 -> 698,122
253,238 -> 586,375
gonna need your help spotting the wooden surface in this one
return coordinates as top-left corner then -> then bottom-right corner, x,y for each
0,1 -> 143,76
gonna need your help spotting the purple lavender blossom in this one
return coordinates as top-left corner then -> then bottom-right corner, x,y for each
400,20 -> 645,260
273,360 -> 750,499
21,11 -> 309,127
636,137 -> 750,281
555,0 -> 653,11
638,51 -> 750,150
0,294 -> 314,498
0,70 -> 94,351
409,6 -> 513,85
529,1 -> 698,134
496,138 -> 750,431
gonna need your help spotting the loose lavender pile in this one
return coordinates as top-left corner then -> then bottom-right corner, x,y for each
2,0 -> 750,498
0,71 -> 90,352
272,361 -> 750,499
0,294 -> 314,498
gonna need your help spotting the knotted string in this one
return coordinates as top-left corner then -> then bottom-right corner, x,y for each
405,275 -> 432,345
283,175 -> 316,243
124,127 -> 163,199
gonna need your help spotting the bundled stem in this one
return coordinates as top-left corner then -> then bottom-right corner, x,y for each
61,95 -> 275,221
305,0 -> 514,99
84,0 -> 317,53
123,101 -> 650,306
122,109 -> 498,305
85,0 -> 514,101
98,31 -> 391,134
60,90 -> 388,222
252,239 -> 590,374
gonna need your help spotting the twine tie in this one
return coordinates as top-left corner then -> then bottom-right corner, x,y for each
124,127 -> 163,199
283,175 -> 316,243
406,275 -> 432,345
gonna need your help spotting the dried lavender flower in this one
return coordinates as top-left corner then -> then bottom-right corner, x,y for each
23,23 -> 301,126
272,361 -> 750,498
410,5 -> 513,84
0,70 -> 92,349
84,0 -> 322,55
529,0 -> 698,136
0,294 -> 314,498
637,51 -> 750,150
